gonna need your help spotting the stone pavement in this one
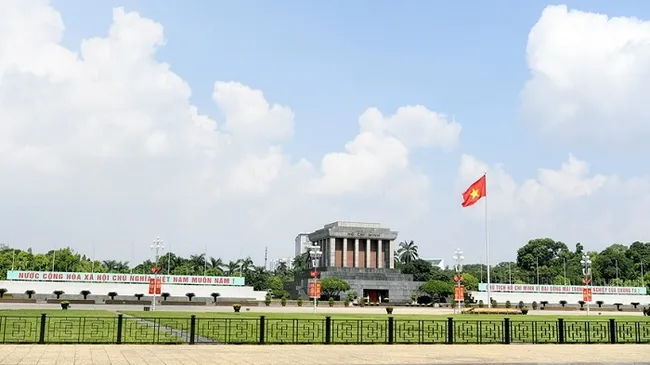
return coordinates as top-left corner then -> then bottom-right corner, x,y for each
0,344 -> 649,365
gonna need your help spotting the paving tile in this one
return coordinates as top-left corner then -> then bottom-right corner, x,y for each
0,345 -> 648,364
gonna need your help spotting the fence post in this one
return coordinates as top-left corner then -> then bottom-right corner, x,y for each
558,318 -> 565,344
447,317 -> 454,344
259,316 -> 265,344
609,319 -> 616,344
116,314 -> 123,344
503,318 -> 511,344
387,317 -> 394,344
325,316 -> 331,344
38,313 -> 47,344
189,315 -> 196,345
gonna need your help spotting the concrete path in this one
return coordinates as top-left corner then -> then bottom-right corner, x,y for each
0,344 -> 648,365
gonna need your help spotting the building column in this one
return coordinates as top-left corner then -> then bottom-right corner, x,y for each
354,239 -> 359,267
377,240 -> 383,268
342,238 -> 348,267
330,237 -> 336,268
389,240 -> 395,269
365,239 -> 371,268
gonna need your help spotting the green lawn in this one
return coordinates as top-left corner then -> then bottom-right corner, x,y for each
120,311 -> 650,344
1,309 -> 648,344
0,310 -> 182,344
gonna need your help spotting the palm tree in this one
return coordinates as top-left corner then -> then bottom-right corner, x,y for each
397,240 -> 419,263
225,261 -> 240,276
209,257 -> 224,270
189,254 -> 206,273
239,257 -> 254,273
103,260 -> 118,271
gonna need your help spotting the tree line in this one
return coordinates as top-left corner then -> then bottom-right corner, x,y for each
1,238 -> 649,299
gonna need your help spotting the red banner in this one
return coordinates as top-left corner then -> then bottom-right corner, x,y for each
148,278 -> 162,295
309,280 -> 321,298
454,285 -> 465,301
583,288 -> 592,302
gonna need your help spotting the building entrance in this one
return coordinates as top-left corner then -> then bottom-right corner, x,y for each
363,289 -> 389,303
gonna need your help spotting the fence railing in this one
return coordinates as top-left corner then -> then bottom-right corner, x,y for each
0,314 -> 648,344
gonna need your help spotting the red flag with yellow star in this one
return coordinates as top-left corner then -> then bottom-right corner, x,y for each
461,175 -> 486,207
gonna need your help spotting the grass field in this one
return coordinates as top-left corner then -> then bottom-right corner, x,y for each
0,310 -> 183,344
120,310 -> 650,344
1,309 -> 648,344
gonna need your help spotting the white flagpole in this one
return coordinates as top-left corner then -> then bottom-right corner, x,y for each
204,244 -> 208,276
11,249 -> 15,270
52,244 -> 56,272
130,241 -> 134,275
91,243 -> 96,273
167,241 -> 171,275
484,173 -> 492,308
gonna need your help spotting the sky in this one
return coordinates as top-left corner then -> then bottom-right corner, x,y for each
2,0 -> 650,267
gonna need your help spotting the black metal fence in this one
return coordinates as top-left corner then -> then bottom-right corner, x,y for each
0,314 -> 648,344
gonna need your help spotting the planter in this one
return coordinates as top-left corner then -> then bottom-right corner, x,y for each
329,302 -> 334,307
159,301 -> 206,306
233,305 -> 241,313
61,302 -> 70,310
385,307 -> 393,314
47,299 -> 95,305
0,298 -> 36,304
265,301 -> 271,307
344,301 -> 350,307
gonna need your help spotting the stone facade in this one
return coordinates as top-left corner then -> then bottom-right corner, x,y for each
307,221 -> 398,269
295,222 -> 420,304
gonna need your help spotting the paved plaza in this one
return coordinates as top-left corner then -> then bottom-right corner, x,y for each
0,344 -> 648,365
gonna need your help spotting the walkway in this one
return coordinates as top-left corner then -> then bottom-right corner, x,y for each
0,344 -> 648,364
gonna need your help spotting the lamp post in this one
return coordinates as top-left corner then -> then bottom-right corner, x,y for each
580,253 -> 592,316
151,237 -> 164,312
642,261 -> 645,288
563,257 -> 567,286
536,256 -> 539,285
453,249 -> 464,314
308,244 -> 322,313
615,259 -> 619,286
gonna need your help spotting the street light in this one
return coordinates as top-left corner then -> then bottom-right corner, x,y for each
580,253 -> 592,315
453,249 -> 464,314
642,261 -> 645,288
536,256 -> 539,285
151,237 -> 164,312
563,257 -> 567,285
615,259 -> 619,286
308,244 -> 322,313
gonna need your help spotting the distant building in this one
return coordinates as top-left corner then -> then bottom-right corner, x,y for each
294,221 -> 421,304
424,258 -> 445,270
294,233 -> 311,257
269,258 -> 293,272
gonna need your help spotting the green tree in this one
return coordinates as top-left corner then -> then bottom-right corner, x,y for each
320,277 -> 350,298
461,272 -> 479,291
400,259 -> 434,281
419,280 -> 453,302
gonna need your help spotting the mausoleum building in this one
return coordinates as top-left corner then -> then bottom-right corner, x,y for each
294,221 -> 421,304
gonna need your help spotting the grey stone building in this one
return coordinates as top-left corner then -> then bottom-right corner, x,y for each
294,221 -> 422,304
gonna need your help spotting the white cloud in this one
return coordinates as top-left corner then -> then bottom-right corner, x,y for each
307,105 -> 460,196
0,1 -> 450,261
521,5 -> 650,143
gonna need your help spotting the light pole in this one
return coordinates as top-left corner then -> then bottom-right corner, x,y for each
508,262 -> 512,285
151,237 -> 164,312
308,244 -> 322,313
563,257 -> 567,285
580,253 -> 592,316
536,256 -> 539,285
615,259 -> 619,286
642,261 -> 645,288
453,249 -> 464,314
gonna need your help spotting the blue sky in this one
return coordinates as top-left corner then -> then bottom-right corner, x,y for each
2,1 -> 650,264
51,0 -> 650,183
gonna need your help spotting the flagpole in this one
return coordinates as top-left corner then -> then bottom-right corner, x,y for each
484,172 -> 491,308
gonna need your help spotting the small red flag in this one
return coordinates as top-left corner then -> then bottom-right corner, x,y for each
461,175 -> 486,207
